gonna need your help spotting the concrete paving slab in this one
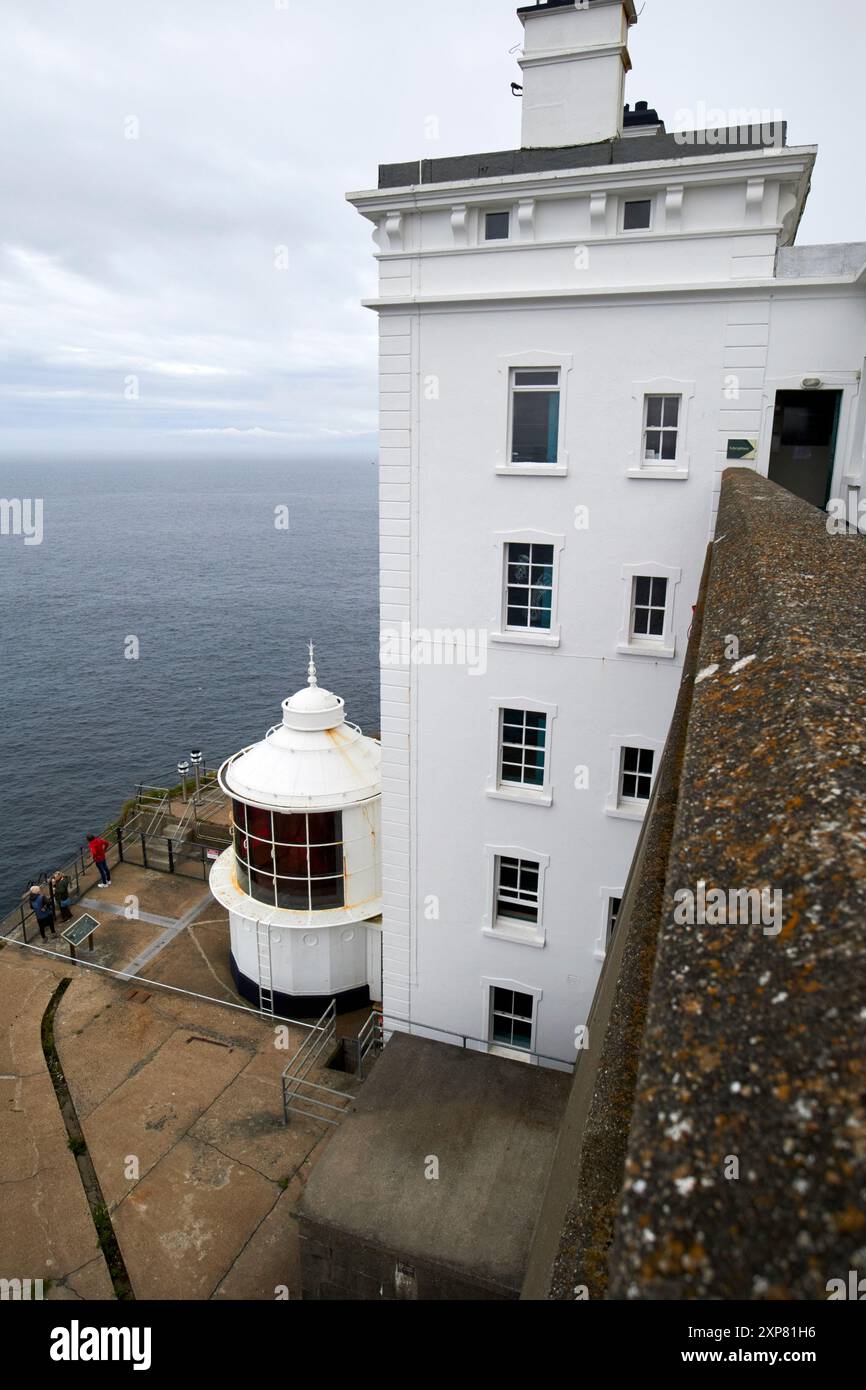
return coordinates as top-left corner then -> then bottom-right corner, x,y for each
82,1029 -> 253,1211
113,1136 -> 279,1301
51,912 -> 165,977
145,918 -> 239,1007
0,955 -> 114,1300
118,891 -> 215,979
82,866 -> 211,922
213,1187 -> 303,1301
189,1068 -> 329,1184
143,987 -> 296,1052
0,957 -> 66,1076
0,864 -> 362,1303
64,1256 -> 116,1302
55,975 -> 178,1120
0,1072 -> 64,1153
80,899 -> 178,929
0,1105 -> 70,1183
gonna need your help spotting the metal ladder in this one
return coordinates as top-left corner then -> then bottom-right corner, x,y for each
256,923 -> 274,1016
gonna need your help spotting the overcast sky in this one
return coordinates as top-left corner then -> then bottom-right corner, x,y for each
1,0 -> 864,461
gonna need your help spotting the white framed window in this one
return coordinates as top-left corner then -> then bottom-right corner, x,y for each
617,563 -> 682,659
509,369 -> 561,467
483,846 -> 549,946
501,709 -> 547,788
485,209 -> 511,242
643,394 -> 681,463
495,856 -> 541,929
595,886 -> 626,960
606,737 -> 662,820
629,378 -> 695,480
632,576 -> 668,639
488,699 -> 557,806
482,978 -> 545,1065
482,979 -> 543,1063
622,198 -> 652,232
606,896 -> 623,944
493,529 -> 564,649
620,747 -> 655,804
496,350 -> 572,476
506,540 -> 553,632
490,986 -> 534,1051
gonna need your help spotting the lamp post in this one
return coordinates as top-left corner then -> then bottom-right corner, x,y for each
190,749 -> 203,802
177,761 -> 190,804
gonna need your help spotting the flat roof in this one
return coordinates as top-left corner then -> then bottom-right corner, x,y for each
517,0 -> 638,21
378,124 -> 788,190
297,1032 -> 570,1294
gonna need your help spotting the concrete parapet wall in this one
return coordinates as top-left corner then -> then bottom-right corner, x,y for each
527,469 -> 866,1300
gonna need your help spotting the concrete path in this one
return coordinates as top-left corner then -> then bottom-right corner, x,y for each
0,949 -> 114,1300
113,891 -> 214,980
56,970 -> 352,1299
80,899 -> 178,930
0,862 -> 358,1300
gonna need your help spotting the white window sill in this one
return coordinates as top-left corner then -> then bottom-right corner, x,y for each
605,802 -> 649,823
594,947 -> 608,963
483,925 -> 546,950
487,787 -> 553,809
492,631 -> 560,650
627,466 -> 689,481
488,1044 -> 535,1065
617,642 -> 676,661
496,464 -> 568,478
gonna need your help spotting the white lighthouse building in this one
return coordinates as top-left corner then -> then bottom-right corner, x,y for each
209,650 -> 383,1016
348,0 -> 866,1066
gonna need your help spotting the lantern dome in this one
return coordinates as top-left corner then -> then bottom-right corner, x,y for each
218,648 -> 380,810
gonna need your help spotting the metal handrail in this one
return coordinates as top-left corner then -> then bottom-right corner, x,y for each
1,771 -> 225,938
136,784 -> 171,799
282,1000 -> 338,1123
355,1009 -> 384,1079
169,775 -> 226,847
380,1012 -> 576,1071
280,1076 -> 353,1125
135,789 -> 171,840
0,828 -> 123,943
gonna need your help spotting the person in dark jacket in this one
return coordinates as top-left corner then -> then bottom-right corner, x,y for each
31,886 -> 57,939
52,872 -> 73,922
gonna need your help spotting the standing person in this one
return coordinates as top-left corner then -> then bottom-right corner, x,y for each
86,833 -> 112,887
52,871 -> 73,922
31,887 -> 57,940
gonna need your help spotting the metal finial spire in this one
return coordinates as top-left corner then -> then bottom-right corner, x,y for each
307,641 -> 318,688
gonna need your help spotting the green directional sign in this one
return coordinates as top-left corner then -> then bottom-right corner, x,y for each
727,438 -> 759,462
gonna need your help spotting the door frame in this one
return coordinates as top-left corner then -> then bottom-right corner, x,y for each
758,372 -> 861,508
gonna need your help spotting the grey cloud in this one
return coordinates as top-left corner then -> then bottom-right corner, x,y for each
0,0 -> 862,457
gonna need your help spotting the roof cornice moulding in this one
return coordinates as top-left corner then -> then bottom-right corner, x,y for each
347,146 -> 818,214
361,275 -> 866,313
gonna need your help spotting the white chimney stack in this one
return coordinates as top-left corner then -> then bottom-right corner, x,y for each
518,0 -> 637,150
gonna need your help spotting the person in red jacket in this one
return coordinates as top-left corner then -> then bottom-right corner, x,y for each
87,833 -> 112,887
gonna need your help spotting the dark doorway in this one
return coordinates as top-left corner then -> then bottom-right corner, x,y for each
768,390 -> 842,509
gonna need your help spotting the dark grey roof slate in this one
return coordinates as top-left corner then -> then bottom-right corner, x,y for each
378,124 -> 788,190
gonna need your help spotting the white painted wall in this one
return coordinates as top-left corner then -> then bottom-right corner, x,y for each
519,0 -> 631,150
352,104 -> 866,1066
230,911 -> 376,1001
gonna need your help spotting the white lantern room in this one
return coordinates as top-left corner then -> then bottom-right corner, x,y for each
209,649 -> 382,1016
